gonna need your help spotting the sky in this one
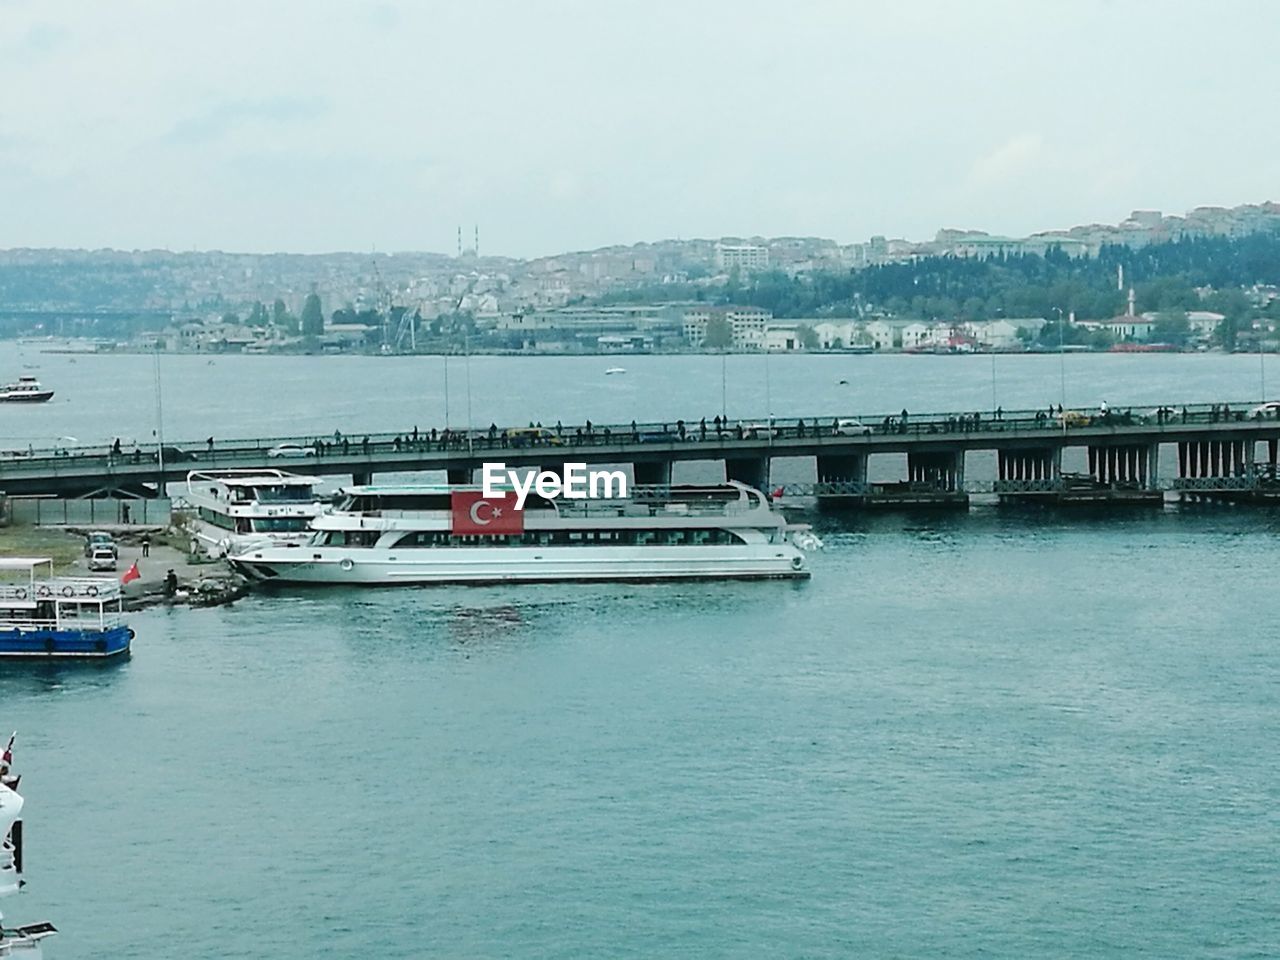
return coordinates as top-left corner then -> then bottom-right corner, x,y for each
2,0 -> 1279,258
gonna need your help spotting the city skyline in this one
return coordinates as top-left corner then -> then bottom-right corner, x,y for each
3,1 -> 1280,257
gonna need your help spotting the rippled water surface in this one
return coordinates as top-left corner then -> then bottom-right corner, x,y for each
3,508 -> 1278,958
2,352 -> 1279,957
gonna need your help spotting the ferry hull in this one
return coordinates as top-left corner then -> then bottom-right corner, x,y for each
231,545 -> 809,585
0,624 -> 133,658
0,392 -> 54,403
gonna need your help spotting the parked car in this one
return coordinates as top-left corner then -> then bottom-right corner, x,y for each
1250,401 -> 1280,418
743,423 -> 781,439
1059,410 -> 1092,428
152,445 -> 198,462
267,443 -> 315,458
83,531 -> 118,558
832,418 -> 871,436
504,428 -> 563,448
87,546 -> 118,572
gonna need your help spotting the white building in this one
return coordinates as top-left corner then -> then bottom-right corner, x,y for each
764,323 -> 804,352
682,306 -> 773,349
715,242 -> 770,274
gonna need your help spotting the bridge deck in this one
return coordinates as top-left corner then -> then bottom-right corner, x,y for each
2,401 -> 1278,497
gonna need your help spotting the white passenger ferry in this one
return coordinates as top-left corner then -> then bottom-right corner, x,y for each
182,469 -> 326,557
228,482 -> 812,584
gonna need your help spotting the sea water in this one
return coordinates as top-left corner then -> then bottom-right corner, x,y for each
1,350 -> 1278,957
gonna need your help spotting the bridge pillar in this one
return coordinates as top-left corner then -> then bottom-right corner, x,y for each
996,447 -> 1060,501
633,460 -> 673,487
724,456 -> 769,491
816,454 -> 865,484
906,451 -> 963,492
1063,444 -> 1162,505
1176,438 -> 1261,502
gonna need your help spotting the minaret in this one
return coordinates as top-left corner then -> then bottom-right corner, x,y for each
1127,287 -> 1136,317
1117,264 -> 1124,291
474,224 -> 479,258
457,226 -> 462,259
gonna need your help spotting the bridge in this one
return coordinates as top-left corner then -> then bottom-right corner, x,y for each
4,401 -> 1280,508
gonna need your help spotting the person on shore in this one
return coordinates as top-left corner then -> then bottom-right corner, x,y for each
121,502 -> 131,524
164,569 -> 178,597
141,534 -> 151,558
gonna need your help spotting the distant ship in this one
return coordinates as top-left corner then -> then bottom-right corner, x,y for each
605,366 -> 627,375
0,376 -> 53,403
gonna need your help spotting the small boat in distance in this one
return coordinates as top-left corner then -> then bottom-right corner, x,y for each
0,376 -> 53,403
605,366 -> 627,375
1,733 -> 58,958
0,558 -> 133,658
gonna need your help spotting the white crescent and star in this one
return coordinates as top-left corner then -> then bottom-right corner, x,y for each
468,500 -> 504,525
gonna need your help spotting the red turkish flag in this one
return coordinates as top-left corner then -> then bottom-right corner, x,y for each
120,561 -> 141,584
451,491 -> 523,535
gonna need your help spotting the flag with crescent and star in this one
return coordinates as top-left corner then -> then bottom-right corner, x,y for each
451,491 -> 523,535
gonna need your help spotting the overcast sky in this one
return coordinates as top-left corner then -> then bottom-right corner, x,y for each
2,0 -> 1278,258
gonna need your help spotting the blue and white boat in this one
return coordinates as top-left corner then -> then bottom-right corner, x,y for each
1,734 -> 58,957
0,558 -> 133,658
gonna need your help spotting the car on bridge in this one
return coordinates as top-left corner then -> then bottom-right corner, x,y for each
832,418 -> 872,436
1250,401 -> 1280,418
267,443 -> 316,458
504,428 -> 562,448
154,445 -> 198,462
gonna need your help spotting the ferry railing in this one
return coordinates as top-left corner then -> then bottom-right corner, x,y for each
0,578 -> 122,604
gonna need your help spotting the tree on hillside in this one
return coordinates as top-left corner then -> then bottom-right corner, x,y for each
1151,310 -> 1191,346
703,316 -> 733,349
272,298 -> 299,334
246,301 -> 268,327
797,324 -> 820,350
300,293 -> 324,337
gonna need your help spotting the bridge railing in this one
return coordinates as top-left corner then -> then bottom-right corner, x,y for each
5,401 -> 1280,471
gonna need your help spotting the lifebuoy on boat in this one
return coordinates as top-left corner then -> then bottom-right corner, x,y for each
339,558 -> 354,572
791,555 -> 804,571
13,587 -> 26,600
61,585 -> 75,597
84,585 -> 99,597
37,585 -> 51,597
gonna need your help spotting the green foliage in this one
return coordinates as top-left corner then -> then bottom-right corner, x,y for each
797,324 -> 820,350
272,297 -> 299,334
300,292 -> 324,336
246,301 -> 268,327
1151,310 -> 1191,346
703,316 -> 733,349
